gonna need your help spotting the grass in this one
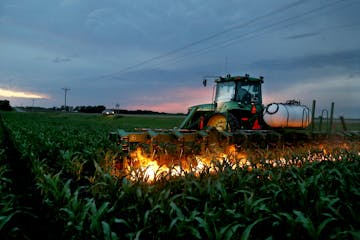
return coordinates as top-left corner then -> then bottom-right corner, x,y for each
312,117 -> 360,131
3,111 -> 185,131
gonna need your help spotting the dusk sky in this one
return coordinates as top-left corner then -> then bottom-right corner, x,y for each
1,0 -> 359,117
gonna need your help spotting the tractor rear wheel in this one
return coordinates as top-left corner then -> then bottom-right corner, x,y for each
207,114 -> 227,131
207,113 -> 239,131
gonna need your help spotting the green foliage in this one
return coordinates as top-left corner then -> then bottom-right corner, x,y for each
0,164 -> 22,238
0,111 -> 359,239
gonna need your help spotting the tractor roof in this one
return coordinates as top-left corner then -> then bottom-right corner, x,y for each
216,74 -> 264,84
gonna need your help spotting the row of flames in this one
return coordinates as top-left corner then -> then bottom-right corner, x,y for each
111,142 -> 359,182
128,145 -> 249,182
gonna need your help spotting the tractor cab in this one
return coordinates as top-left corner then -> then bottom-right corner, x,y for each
214,74 -> 263,111
180,74 -> 265,131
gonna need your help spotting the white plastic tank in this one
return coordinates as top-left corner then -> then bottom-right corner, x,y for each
263,102 -> 312,128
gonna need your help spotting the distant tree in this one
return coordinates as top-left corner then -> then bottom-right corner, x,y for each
96,105 -> 106,113
0,100 -> 12,111
74,105 -> 106,113
59,105 -> 73,112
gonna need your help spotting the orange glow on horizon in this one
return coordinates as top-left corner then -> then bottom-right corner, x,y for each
0,88 -> 49,99
127,102 -> 188,113
127,87 -> 213,113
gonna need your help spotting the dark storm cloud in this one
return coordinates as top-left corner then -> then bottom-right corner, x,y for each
285,31 -> 320,40
250,48 -> 360,72
52,57 -> 72,63
0,0 -> 359,116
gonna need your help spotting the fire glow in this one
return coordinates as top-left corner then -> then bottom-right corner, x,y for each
123,145 -> 249,182
0,88 -> 48,99
113,141 -> 360,183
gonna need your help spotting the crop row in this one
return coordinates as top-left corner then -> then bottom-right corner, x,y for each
1,112 -> 359,239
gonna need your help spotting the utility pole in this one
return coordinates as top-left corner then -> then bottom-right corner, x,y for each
62,87 -> 70,111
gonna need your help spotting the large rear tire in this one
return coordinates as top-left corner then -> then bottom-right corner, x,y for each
207,113 -> 240,131
207,114 -> 227,131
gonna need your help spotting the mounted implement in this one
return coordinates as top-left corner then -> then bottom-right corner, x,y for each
110,74 -> 359,171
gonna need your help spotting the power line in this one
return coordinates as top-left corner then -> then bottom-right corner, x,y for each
168,0 -> 350,63
95,0 -> 353,80
98,0 -> 307,79
134,0 -> 354,70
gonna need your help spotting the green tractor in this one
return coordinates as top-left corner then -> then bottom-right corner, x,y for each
110,73 -> 360,168
179,74 -> 264,131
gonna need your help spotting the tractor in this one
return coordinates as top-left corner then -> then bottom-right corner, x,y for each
110,73 -> 359,173
179,74 -> 309,131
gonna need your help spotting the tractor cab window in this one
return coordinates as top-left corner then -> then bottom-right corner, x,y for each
215,81 -> 235,103
236,82 -> 262,104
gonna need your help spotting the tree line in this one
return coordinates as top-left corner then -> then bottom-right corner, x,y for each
0,100 -> 12,111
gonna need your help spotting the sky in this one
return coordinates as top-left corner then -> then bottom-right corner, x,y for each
1,0 -> 360,117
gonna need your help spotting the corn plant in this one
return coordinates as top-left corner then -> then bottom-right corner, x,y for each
1,111 -> 359,239
0,164 -> 22,238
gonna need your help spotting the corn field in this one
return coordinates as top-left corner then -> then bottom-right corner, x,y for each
0,111 -> 359,239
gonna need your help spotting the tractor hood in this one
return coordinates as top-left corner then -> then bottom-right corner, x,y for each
187,103 -> 215,112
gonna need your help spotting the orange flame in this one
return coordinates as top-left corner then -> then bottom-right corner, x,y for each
114,141 -> 360,183
125,145 -> 248,182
